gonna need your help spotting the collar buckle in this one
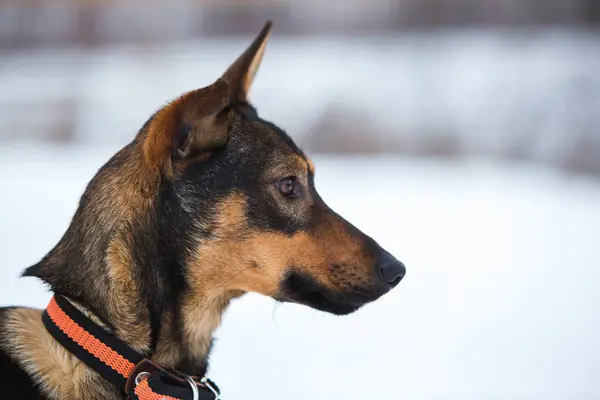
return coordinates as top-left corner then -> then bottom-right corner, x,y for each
44,295 -> 223,400
200,376 -> 221,399
184,375 -> 200,400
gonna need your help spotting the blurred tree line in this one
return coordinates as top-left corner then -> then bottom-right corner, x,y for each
1,0 -> 599,177
1,0 -> 599,48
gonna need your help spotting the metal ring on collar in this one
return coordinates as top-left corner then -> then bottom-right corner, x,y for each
200,376 -> 220,399
184,375 -> 200,400
135,371 -> 151,386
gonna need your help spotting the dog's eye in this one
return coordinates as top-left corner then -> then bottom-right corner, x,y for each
277,176 -> 299,197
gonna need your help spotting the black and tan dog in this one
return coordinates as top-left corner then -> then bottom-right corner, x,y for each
0,22 -> 405,400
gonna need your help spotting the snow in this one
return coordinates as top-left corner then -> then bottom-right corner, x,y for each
1,145 -> 600,399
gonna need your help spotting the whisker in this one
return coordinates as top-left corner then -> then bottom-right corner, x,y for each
202,265 -> 255,292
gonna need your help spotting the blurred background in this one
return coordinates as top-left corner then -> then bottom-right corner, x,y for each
1,1 -> 599,399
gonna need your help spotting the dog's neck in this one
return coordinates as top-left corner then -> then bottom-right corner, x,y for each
64,285 -> 239,376
6,289 -> 237,400
23,143 -> 244,397
96,219 -> 244,375
147,289 -> 241,373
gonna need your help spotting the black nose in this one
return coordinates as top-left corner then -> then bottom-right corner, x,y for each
377,252 -> 406,288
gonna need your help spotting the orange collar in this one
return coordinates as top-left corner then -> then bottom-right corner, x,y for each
43,294 -> 220,400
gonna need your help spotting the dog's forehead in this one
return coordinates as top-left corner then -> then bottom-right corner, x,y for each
236,110 -> 310,171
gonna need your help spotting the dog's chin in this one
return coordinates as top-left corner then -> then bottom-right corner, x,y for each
278,271 -> 381,316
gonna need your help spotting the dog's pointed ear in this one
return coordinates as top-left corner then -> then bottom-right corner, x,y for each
221,21 -> 272,103
143,78 -> 231,176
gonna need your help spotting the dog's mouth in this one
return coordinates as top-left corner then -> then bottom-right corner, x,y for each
277,271 -> 383,315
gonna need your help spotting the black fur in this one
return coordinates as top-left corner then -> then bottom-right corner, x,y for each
280,271 -> 383,316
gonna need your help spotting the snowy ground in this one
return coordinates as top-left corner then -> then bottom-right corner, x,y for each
1,144 -> 600,399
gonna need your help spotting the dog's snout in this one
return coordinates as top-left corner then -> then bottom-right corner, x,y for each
377,252 -> 406,288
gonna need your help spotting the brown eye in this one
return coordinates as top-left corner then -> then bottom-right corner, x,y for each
277,176 -> 299,197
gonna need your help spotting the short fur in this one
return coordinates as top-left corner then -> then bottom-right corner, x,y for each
0,21 -> 404,399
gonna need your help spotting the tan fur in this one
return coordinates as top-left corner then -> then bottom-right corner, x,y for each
88,150 -> 155,354
180,292 -> 241,363
149,311 -> 182,368
0,308 -> 116,400
105,233 -> 151,354
143,79 -> 231,176
306,157 -> 316,175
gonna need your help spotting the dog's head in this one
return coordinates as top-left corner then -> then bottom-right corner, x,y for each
26,22 -> 404,328
144,22 -> 406,315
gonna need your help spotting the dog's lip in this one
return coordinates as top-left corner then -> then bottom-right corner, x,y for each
285,290 -> 369,307
278,271 -> 384,315
278,294 -> 364,315
316,288 -> 379,307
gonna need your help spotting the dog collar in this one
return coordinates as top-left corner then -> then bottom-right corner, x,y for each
42,294 -> 221,400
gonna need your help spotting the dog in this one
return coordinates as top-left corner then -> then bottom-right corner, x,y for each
0,21 -> 405,400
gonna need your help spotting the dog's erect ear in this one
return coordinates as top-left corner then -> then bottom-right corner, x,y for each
221,21 -> 272,103
142,21 -> 272,177
143,78 -> 231,175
